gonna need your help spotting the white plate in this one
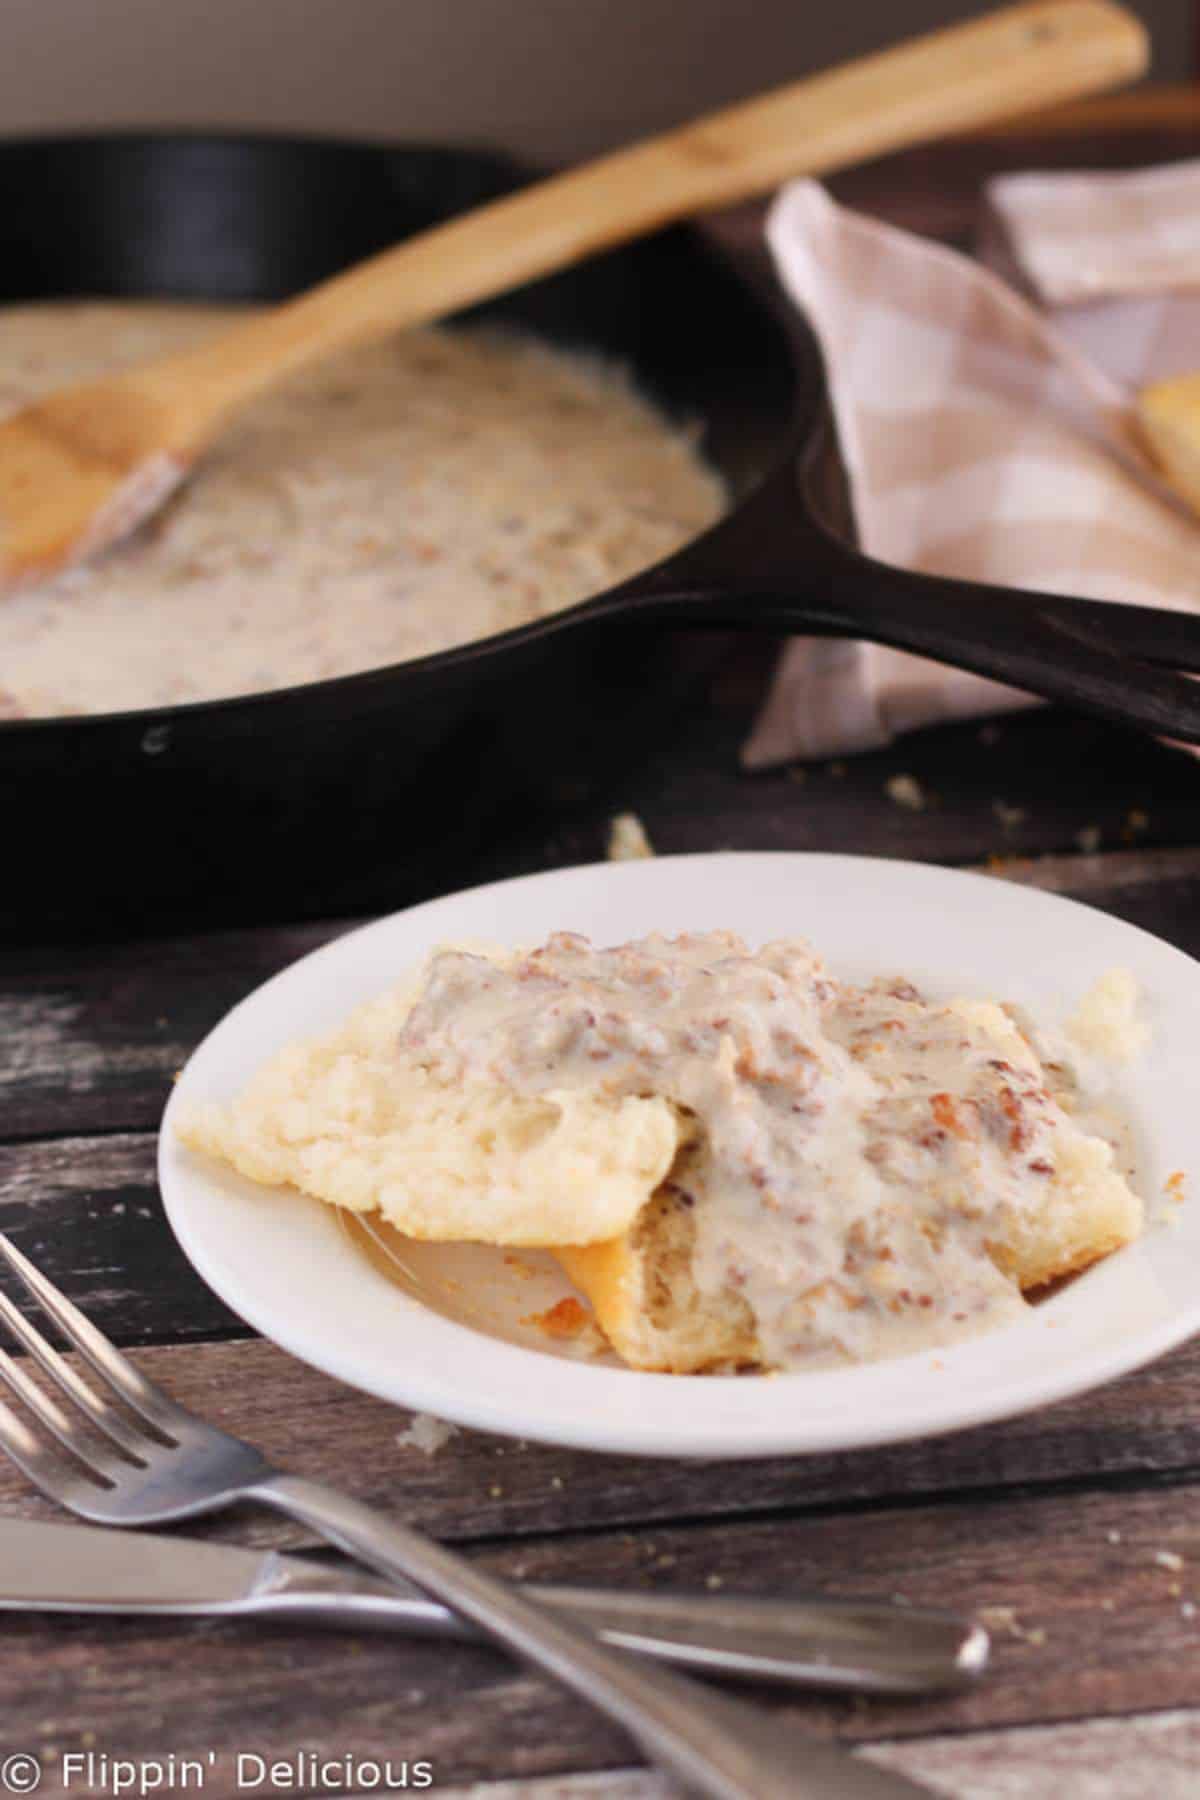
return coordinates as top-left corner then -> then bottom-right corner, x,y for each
159,852 -> 1200,1459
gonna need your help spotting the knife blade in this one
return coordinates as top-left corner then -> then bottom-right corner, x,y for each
0,1518 -> 986,1693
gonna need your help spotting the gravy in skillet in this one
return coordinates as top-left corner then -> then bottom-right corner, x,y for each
0,303 -> 724,717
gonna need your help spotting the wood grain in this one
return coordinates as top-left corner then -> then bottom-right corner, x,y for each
0,919 -> 347,1141
436,1710 -> 1200,1800
0,1136 -> 239,1343
474,714 -> 1197,909
5,1474 -> 1200,1789
0,1335 -> 1196,1551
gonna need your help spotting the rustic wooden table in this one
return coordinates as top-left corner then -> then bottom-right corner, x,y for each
4,90 -> 1200,1800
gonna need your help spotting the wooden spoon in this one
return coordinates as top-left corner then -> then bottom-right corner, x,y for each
0,0 -> 1146,593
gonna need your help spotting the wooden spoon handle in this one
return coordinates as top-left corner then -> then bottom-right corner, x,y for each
161,0 -> 1145,426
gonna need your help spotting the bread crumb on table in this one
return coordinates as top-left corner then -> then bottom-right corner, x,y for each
1154,1549 -> 1185,1572
607,811 -> 655,860
977,1604 -> 1047,1646
978,1605 -> 1016,1633
884,774 -> 926,811
395,1413 -> 460,1457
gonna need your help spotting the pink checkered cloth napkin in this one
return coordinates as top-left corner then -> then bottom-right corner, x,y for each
743,165 -> 1200,770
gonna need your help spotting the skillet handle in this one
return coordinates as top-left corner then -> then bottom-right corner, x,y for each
586,459 -> 1200,746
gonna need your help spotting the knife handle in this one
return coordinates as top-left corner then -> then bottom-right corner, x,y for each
534,1587 -> 987,1695
251,1567 -> 988,1695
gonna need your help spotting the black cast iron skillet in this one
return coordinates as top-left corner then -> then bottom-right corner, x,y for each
3,133 -> 1199,937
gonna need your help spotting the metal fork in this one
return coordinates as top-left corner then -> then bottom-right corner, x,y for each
0,1234 -> 933,1800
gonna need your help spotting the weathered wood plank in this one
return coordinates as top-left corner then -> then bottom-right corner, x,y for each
980,844 -> 1200,944
867,1708 -> 1200,1800
0,1136 -> 242,1343
5,1478 -> 1200,1790
400,1780 -> 668,1800
0,1336 -> 1197,1550
465,701 -> 1198,907
0,918 -> 350,1141
432,1706 -> 1200,1800
430,1781 -> 668,1800
984,845 -> 1200,897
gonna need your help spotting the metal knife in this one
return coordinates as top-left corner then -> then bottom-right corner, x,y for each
0,1518 -> 986,1694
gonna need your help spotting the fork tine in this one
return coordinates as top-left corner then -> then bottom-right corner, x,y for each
0,1235 -> 180,1440
0,1344 -> 120,1485
0,1285 -> 151,1462
0,1391 -> 108,1499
